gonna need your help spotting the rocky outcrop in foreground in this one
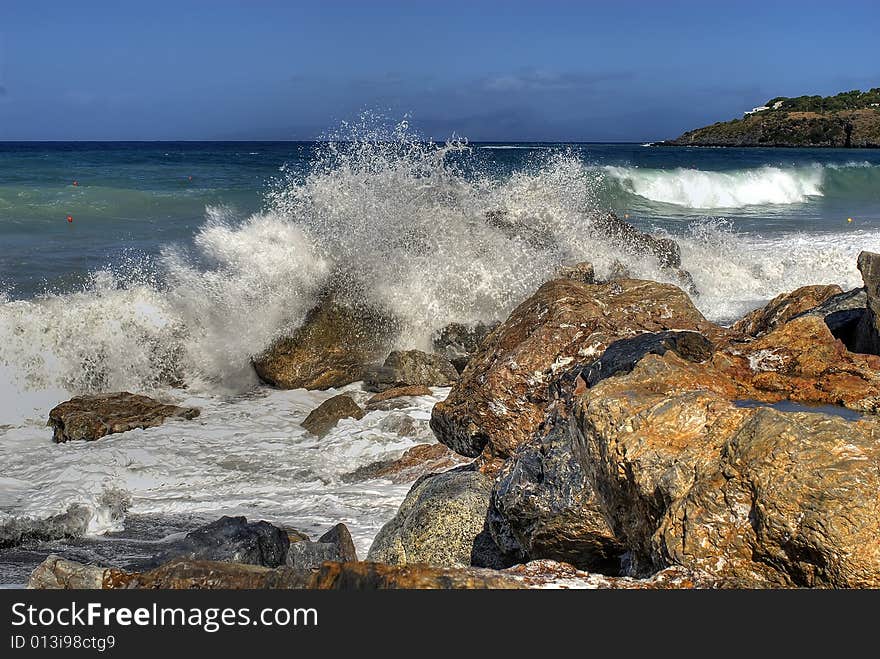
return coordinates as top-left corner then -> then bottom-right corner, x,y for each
29,555 -> 719,590
48,393 -> 199,442
35,251 -> 880,589
419,251 -> 880,586
430,277 -> 719,465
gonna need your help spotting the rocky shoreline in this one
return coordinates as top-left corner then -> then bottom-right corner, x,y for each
23,230 -> 880,588
660,105 -> 880,148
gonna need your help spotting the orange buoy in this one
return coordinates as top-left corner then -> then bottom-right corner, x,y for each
66,215 -> 73,223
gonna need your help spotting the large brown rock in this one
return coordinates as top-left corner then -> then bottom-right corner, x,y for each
731,284 -> 843,338
566,333 -> 880,587
365,385 -> 433,410
430,278 -> 720,462
253,294 -> 398,390
726,315 -> 880,412
48,393 -> 200,443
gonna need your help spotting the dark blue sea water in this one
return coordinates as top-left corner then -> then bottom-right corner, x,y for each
2,141 -> 879,299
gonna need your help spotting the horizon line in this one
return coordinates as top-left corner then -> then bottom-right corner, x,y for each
0,139 -> 656,145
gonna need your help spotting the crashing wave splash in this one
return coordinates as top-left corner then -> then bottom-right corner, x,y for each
1,118 -> 877,428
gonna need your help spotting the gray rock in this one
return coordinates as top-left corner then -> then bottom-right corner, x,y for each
556,261 -> 596,285
301,395 -> 365,437
854,251 -> 880,354
364,350 -> 459,392
590,212 -> 698,295
286,524 -> 358,569
432,322 -> 500,373
591,212 -> 681,268
489,412 -> 623,572
1,505 -> 92,549
793,287 -> 867,349
318,523 -> 358,561
27,555 -> 114,589
366,468 -> 503,568
557,330 -> 714,393
2,490 -> 130,548
155,516 -> 289,568
484,209 -> 556,249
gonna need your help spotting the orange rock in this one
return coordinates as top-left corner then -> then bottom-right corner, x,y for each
430,278 -> 720,463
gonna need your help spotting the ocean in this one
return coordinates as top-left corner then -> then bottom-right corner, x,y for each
2,128 -> 880,584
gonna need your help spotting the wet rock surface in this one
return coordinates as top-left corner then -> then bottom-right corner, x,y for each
433,321 -> 501,373
556,261 -> 596,285
488,412 -> 623,572
731,284 -> 844,338
154,516 -> 290,568
566,330 -> 714,389
301,395 -> 365,436
286,523 -> 358,569
364,350 -> 459,392
48,392 -> 199,443
344,443 -> 469,483
365,385 -> 433,410
430,278 -> 719,463
253,293 -> 398,390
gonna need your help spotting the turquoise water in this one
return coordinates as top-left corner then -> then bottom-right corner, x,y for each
2,141 -> 879,299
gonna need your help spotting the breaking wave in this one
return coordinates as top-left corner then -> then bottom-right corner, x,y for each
1,120 -> 878,429
604,161 -> 880,209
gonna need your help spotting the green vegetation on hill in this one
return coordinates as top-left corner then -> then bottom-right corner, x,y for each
766,89 -> 880,114
663,88 -> 880,148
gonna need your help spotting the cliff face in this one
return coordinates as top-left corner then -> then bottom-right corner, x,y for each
664,108 -> 880,148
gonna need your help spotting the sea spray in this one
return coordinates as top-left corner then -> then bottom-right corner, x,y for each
3,121 -> 880,426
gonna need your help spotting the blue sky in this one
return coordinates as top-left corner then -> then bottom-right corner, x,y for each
0,0 -> 877,141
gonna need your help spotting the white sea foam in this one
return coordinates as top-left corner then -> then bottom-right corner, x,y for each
0,384 -> 446,557
605,164 -> 825,208
676,222 -> 880,323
